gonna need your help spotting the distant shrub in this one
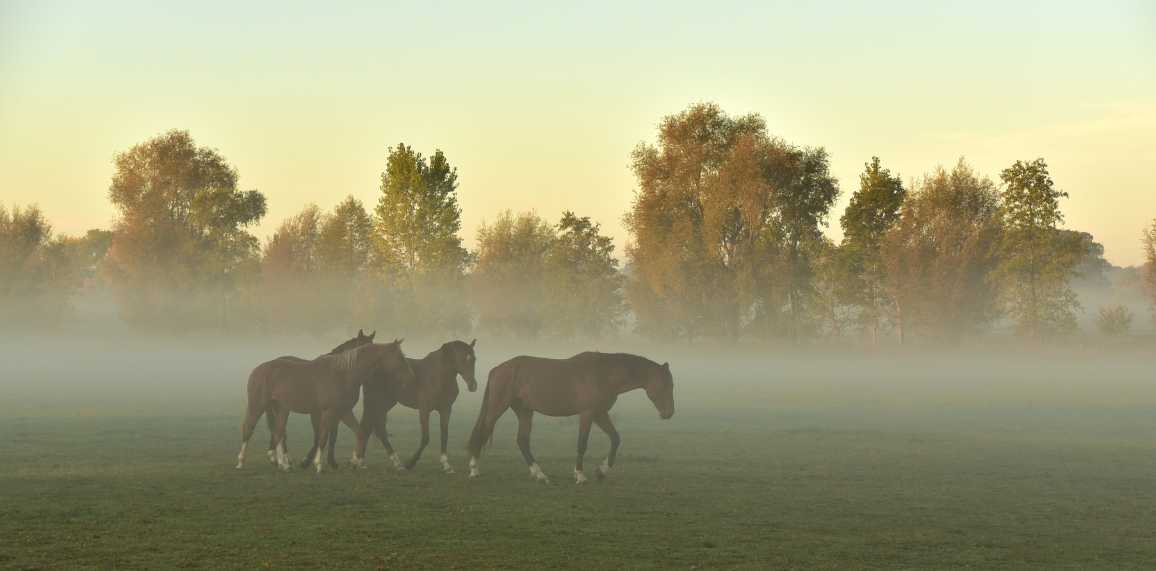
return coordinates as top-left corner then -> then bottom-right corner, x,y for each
1096,305 -> 1133,337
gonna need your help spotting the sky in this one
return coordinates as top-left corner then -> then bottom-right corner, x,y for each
1,1 -> 1154,266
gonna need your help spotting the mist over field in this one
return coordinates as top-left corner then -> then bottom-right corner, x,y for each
3,1 -> 1156,564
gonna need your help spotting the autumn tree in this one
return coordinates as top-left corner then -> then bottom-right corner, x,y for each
1144,219 -> 1156,321
104,130 -> 266,328
260,205 -> 324,331
471,211 -> 556,337
995,158 -> 1082,339
881,160 -> 1003,344
373,144 -> 469,333
839,157 -> 906,344
545,212 -> 625,338
625,102 -> 838,341
318,196 -> 373,277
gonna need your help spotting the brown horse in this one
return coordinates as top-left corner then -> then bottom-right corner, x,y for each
465,351 -> 674,484
350,339 -> 479,472
260,330 -> 375,466
235,339 -> 415,473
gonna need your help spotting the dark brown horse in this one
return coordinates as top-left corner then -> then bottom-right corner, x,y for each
466,351 -> 674,484
260,330 -> 376,466
350,339 -> 479,472
236,340 -> 415,473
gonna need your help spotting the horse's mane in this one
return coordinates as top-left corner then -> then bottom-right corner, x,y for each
330,343 -> 370,372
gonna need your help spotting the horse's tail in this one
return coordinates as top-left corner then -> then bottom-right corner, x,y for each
466,367 -> 499,457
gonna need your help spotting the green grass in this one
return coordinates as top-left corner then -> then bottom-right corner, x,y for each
3,348 -> 1156,569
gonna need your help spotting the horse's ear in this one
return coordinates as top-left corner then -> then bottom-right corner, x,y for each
469,338 -> 476,348
357,328 -> 365,337
395,337 -> 404,345
368,331 -> 375,341
662,362 -> 669,370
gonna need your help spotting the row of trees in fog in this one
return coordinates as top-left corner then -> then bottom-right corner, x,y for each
3,102 -> 1155,343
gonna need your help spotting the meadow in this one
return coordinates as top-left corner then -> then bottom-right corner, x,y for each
3,336 -> 1155,569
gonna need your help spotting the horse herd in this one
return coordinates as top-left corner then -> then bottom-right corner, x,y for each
235,330 -> 676,484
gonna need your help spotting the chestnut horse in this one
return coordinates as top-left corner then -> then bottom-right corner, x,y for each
263,330 -> 375,466
348,339 -> 479,472
236,340 -> 415,473
466,351 -> 674,484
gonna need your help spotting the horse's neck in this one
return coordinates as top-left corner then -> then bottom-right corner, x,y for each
420,350 -> 457,386
610,361 -> 647,395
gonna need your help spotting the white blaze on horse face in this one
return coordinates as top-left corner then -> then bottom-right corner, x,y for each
468,457 -> 480,478
574,468 -> 588,485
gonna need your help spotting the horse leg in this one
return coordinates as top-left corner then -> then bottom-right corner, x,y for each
314,410 -> 335,474
237,404 -> 264,470
339,411 -> 360,467
467,390 -> 512,479
574,412 -> 593,485
374,403 -> 403,470
403,408 -> 431,470
265,404 -> 279,464
300,413 -> 321,470
513,405 -> 548,483
271,406 -> 292,472
326,422 -> 339,470
438,407 -> 454,474
592,412 -> 621,480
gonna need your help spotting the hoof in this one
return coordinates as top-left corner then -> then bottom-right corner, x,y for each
574,469 -> 588,485
235,463 -> 244,470
443,466 -> 456,475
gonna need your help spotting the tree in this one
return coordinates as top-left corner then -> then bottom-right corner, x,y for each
261,205 -> 324,332
1144,219 -> 1156,321
471,211 -> 556,337
839,157 -> 906,344
625,102 -> 838,342
881,160 -> 1003,344
103,130 -> 266,328
318,196 -> 373,277
1096,305 -> 1133,337
374,144 -> 467,279
996,158 -> 1082,339
0,204 -> 55,324
545,212 -> 625,338
373,144 -> 469,334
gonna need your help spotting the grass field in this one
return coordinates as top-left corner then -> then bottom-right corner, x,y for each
3,338 -> 1155,569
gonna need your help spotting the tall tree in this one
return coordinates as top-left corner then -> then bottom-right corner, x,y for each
839,157 -> 906,344
471,211 -> 556,337
318,196 -> 373,277
373,144 -> 469,334
545,212 -> 625,338
1144,219 -> 1156,321
996,158 -> 1081,339
374,144 -> 467,279
625,102 -> 838,341
104,130 -> 265,327
261,205 -> 324,332
881,160 -> 1003,344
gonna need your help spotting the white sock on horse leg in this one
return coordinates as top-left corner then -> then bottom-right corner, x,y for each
441,454 -> 454,473
468,456 -> 480,478
574,467 -> 588,484
389,453 -> 402,469
235,442 -> 247,469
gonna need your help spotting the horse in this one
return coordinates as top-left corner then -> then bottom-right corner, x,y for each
261,329 -> 375,466
347,339 -> 478,473
465,351 -> 674,484
235,339 -> 415,473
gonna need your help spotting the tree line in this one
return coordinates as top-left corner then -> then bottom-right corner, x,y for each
3,103 -> 1154,343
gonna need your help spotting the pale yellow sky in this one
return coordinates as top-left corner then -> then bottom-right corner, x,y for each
1,1 -> 1153,265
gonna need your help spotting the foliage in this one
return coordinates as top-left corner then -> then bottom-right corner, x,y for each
545,212 -> 626,338
1144,220 -> 1156,322
103,130 -> 266,328
1095,305 -> 1133,337
880,160 -> 1003,344
625,102 -> 838,342
471,211 -> 556,337
373,144 -> 469,334
839,157 -> 906,342
995,158 -> 1082,338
